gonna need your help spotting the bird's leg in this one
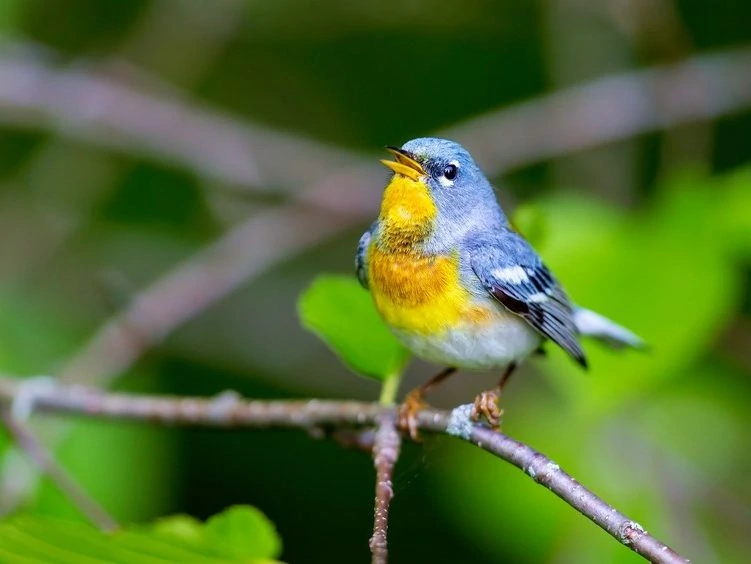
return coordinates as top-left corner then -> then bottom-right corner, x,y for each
471,362 -> 517,431
398,367 -> 457,440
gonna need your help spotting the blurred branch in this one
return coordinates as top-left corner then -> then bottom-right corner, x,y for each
0,407 -> 118,531
1,42 -> 748,375
369,413 -> 400,564
1,39 -> 750,205
604,0 -> 715,173
116,0 -> 244,87
28,43 -> 751,390
0,166 -> 370,511
0,1 -> 245,289
0,39 -> 363,196
446,45 -> 751,174
58,205 -> 360,387
0,378 -> 688,564
543,0 -> 639,202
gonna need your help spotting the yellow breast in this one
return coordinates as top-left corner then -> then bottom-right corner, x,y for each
369,172 -> 495,335
368,246 -> 494,335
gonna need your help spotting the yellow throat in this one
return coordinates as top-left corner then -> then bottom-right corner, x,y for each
377,174 -> 436,250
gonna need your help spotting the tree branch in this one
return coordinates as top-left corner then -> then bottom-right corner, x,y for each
369,412 -> 401,564
4,42 -> 750,395
57,205 -> 359,388
0,378 -> 688,563
1,39 -> 750,201
8,44 -> 751,393
0,39 -> 363,196
446,46 -> 751,174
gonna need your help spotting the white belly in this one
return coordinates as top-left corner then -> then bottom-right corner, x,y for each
391,315 -> 541,370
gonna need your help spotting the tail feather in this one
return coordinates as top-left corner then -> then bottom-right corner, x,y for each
573,307 -> 646,350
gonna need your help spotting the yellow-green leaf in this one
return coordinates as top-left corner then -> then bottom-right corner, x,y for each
297,275 -> 410,381
0,505 -> 282,563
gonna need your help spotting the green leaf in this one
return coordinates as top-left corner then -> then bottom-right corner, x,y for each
150,514 -> 205,547
297,275 -> 410,381
720,166 -> 751,256
0,505 -> 282,563
205,506 -> 281,560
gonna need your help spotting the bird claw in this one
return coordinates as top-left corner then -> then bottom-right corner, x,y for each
397,390 -> 427,441
471,388 -> 503,431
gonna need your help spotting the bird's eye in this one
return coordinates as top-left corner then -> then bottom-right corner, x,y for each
443,164 -> 458,181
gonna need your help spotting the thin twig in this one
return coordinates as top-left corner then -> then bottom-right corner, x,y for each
0,408 -> 118,531
369,413 -> 401,564
421,405 -> 688,564
0,378 -> 689,563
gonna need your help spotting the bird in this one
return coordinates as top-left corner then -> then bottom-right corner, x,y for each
355,137 -> 644,438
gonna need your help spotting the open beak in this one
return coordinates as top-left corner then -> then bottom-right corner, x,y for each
381,146 -> 426,181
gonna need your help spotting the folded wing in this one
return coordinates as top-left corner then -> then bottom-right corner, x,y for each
470,230 -> 587,367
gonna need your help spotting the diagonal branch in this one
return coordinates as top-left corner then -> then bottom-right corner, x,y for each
4,43 -> 749,395
0,408 -> 118,531
58,205 -> 359,387
445,46 -> 751,174
0,378 -> 688,563
424,405 -> 688,564
12,44 -> 751,394
0,39 -> 362,195
1,40 -> 750,202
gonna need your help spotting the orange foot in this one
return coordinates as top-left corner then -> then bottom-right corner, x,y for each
471,388 -> 503,431
398,389 -> 427,441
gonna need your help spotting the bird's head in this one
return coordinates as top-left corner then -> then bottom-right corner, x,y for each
378,138 -> 504,247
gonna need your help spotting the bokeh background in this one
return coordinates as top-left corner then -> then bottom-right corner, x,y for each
0,0 -> 750,562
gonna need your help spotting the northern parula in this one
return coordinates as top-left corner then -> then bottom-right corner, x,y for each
355,137 -> 643,436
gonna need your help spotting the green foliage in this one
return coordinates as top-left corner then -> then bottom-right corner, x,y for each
202,506 -> 281,560
0,506 -> 281,563
297,274 -> 410,382
0,0 -> 20,32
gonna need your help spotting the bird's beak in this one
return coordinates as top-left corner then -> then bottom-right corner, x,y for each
381,146 -> 426,181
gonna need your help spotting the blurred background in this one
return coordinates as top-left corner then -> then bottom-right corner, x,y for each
0,0 -> 749,562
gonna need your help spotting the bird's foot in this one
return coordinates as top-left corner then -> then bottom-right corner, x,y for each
398,389 -> 428,441
471,388 -> 503,431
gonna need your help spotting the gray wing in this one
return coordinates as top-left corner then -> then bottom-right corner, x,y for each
355,222 -> 376,290
469,229 -> 587,367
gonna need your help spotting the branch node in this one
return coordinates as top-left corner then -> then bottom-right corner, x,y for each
8,376 -> 58,420
207,390 -> 243,422
525,454 -> 561,488
618,520 -> 646,545
445,403 -> 474,440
